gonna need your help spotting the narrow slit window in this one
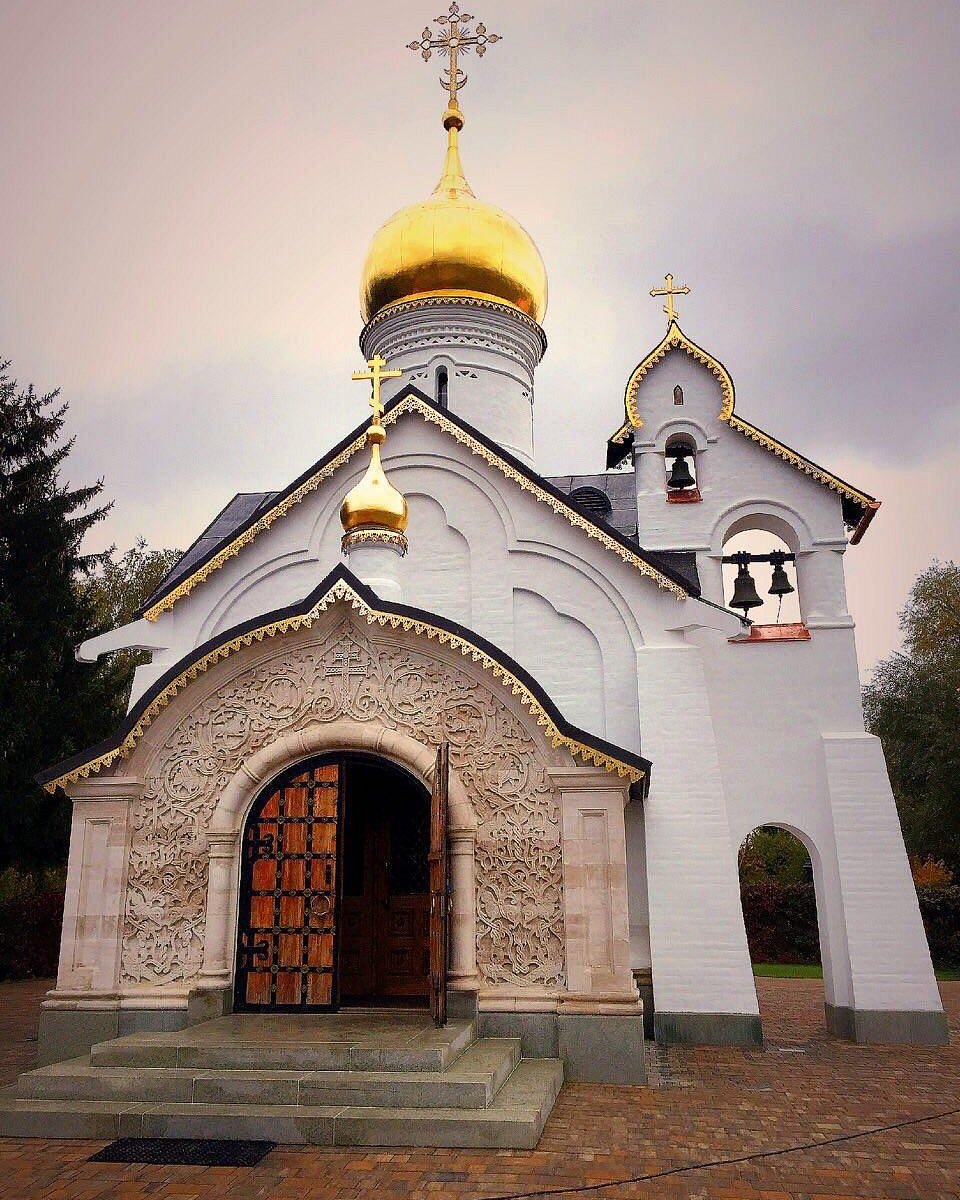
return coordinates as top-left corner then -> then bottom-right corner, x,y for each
436,366 -> 449,408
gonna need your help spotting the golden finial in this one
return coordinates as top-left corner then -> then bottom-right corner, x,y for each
341,357 -> 408,551
407,3 -> 502,127
650,274 -> 691,325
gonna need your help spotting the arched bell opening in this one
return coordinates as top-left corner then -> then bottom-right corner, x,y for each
664,434 -> 700,502
234,751 -> 431,1014
721,521 -> 802,628
737,824 -> 830,1039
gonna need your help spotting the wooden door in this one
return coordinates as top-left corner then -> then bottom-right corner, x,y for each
338,761 -> 430,1003
429,743 -> 450,1026
235,762 -> 341,1011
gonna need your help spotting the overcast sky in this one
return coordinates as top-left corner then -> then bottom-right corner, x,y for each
2,0 -> 958,677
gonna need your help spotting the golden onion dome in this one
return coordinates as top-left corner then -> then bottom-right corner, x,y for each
360,106 -> 547,325
339,423 -> 408,535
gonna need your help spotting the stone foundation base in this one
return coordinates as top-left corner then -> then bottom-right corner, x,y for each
654,1011 -> 763,1047
38,985 -> 234,1067
825,1004 -> 948,1045
478,1010 -> 646,1083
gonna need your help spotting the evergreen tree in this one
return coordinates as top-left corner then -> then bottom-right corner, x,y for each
0,361 -> 111,870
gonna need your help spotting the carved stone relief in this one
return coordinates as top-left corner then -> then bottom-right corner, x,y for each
121,612 -> 565,990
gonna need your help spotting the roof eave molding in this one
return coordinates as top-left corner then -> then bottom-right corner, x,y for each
607,320 -> 880,540
41,566 -> 651,795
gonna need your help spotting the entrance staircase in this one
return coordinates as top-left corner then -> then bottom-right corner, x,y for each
0,1010 -> 564,1148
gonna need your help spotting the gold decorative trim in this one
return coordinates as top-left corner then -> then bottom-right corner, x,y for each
361,292 -> 547,351
623,320 -> 735,430
143,434 -> 371,620
341,528 -> 408,554
144,395 -> 687,620
46,579 -> 645,792
725,415 -> 877,508
612,319 -> 879,523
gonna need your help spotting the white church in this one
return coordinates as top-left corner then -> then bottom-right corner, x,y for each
1,6 -> 945,1147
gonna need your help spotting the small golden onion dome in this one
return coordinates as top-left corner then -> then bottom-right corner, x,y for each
339,423 -> 408,535
360,106 -> 547,325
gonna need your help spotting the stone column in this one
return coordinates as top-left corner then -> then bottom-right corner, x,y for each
199,832 -> 241,988
553,769 -> 637,1001
447,828 -> 479,989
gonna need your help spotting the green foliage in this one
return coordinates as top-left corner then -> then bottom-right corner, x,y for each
78,539 -> 181,726
0,361 -> 111,871
740,882 -> 821,964
739,827 -> 811,885
741,882 -> 960,969
863,560 -> 960,872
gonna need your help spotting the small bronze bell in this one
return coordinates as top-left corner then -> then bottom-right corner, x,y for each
667,452 -> 695,490
768,552 -> 795,597
730,557 -> 763,614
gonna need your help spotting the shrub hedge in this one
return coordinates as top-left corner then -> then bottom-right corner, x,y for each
0,879 -> 956,981
741,882 -> 960,968
0,889 -> 64,980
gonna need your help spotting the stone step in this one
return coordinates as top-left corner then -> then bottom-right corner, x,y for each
89,1013 -> 476,1074
0,1060 -> 564,1149
16,1038 -> 521,1110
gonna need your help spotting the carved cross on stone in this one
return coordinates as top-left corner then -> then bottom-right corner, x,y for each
325,646 -> 367,687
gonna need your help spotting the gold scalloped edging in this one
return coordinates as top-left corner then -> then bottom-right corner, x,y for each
143,434 -> 372,620
609,320 -> 878,520
45,578 -> 644,792
361,293 -> 547,352
144,397 -> 688,620
622,320 -> 735,431
341,528 -> 408,554
725,415 -> 877,508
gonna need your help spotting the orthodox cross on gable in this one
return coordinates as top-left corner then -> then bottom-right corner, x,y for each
650,273 -> 691,324
407,2 -> 502,107
325,646 -> 367,687
352,354 -> 403,424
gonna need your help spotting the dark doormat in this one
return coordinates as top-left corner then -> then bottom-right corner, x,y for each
89,1138 -> 275,1166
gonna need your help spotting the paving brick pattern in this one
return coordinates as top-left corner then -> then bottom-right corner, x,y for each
1,977 -> 958,1199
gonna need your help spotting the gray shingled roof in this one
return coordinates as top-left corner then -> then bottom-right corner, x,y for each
143,492 -> 277,607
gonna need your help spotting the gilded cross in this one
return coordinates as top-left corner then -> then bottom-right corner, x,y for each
352,354 -> 403,423
407,2 -> 502,107
650,274 -> 691,324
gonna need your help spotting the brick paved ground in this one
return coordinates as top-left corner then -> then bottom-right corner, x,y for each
0,977 -> 958,1200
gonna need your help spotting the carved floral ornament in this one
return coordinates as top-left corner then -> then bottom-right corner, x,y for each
116,598 -> 572,991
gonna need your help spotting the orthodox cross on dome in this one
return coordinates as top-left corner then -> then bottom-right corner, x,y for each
407,2 -> 502,109
352,354 -> 403,424
650,273 -> 691,325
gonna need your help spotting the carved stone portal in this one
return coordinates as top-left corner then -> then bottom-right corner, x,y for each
120,609 -> 566,991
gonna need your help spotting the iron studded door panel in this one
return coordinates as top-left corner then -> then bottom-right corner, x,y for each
235,762 -> 341,1011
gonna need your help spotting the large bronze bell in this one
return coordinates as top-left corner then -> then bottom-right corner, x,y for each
768,552 -> 795,597
667,451 -> 695,490
730,557 -> 763,614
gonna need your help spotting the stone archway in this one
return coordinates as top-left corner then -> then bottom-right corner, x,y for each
198,717 -> 479,999
116,604 -> 571,1001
